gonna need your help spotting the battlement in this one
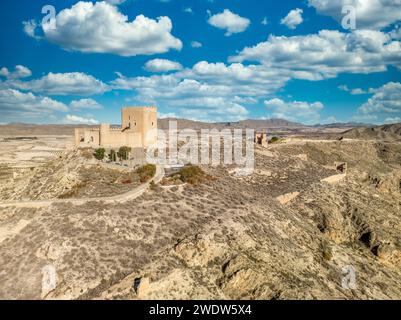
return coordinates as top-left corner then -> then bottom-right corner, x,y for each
122,106 -> 157,111
75,106 -> 158,149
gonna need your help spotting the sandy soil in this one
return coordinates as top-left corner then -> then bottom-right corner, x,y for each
0,136 -> 73,168
0,136 -> 401,300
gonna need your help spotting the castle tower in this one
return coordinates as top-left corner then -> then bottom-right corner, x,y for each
121,106 -> 158,147
74,106 -> 158,149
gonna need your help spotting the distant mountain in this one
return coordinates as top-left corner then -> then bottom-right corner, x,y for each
0,123 -> 97,136
314,122 -> 371,129
158,118 -> 305,131
341,123 -> 401,140
236,119 -> 305,129
2,120 -> 399,138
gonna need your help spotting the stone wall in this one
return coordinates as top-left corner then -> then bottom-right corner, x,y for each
74,106 -> 158,149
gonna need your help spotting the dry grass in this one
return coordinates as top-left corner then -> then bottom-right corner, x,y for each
179,165 -> 214,185
136,164 -> 156,183
79,148 -> 94,159
2,139 -> 401,300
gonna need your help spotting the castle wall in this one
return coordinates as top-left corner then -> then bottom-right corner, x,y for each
76,129 -> 100,147
103,130 -> 143,149
74,106 -> 157,150
75,128 -> 85,145
100,124 -> 110,146
142,107 -> 158,147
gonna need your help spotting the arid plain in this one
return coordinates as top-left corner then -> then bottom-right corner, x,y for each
0,123 -> 401,300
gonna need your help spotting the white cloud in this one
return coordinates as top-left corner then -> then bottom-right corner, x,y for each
338,85 -> 370,95
351,88 -> 369,95
308,0 -> 401,30
338,85 -> 350,92
358,82 -> 401,115
184,7 -> 193,14
384,116 -> 401,124
281,8 -> 303,29
0,89 -> 68,118
70,98 -> 103,110
0,65 -> 32,79
0,68 -> 8,78
158,112 -> 177,119
33,1 -> 182,57
166,97 -> 249,122
191,41 -> 202,48
264,98 -> 324,124
208,9 -> 250,36
11,72 -> 109,96
261,17 -> 268,26
22,20 -> 40,40
104,0 -> 127,5
230,29 -> 401,80
113,61 -> 290,99
111,60 -> 295,122
64,114 -> 99,124
144,59 -> 183,72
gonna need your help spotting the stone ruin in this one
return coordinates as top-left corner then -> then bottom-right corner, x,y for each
254,133 -> 268,148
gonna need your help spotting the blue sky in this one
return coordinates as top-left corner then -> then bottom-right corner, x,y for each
0,0 -> 400,125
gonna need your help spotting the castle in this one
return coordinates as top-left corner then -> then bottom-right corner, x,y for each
74,106 -> 158,149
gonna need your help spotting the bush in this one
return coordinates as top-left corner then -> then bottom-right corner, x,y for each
118,146 -> 132,160
94,148 -> 106,160
178,165 -> 207,185
80,148 -> 94,159
321,240 -> 333,261
136,164 -> 156,183
268,136 -> 280,144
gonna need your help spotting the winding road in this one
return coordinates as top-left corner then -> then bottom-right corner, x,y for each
0,165 -> 165,209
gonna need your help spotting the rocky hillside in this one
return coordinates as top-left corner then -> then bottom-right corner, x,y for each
342,123 -> 401,140
1,139 -> 401,299
0,149 -> 145,201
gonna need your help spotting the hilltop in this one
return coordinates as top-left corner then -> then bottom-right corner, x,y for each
341,123 -> 401,140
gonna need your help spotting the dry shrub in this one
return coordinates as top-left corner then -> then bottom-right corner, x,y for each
58,182 -> 87,199
80,148 -> 94,159
178,165 -> 211,185
321,239 -> 333,261
268,137 -> 281,144
136,164 -> 156,183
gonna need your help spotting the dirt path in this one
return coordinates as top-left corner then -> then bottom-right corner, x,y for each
0,165 -> 165,208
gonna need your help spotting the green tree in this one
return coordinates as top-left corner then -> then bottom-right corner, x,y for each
94,148 -> 106,160
109,149 -> 117,162
118,146 -> 132,160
